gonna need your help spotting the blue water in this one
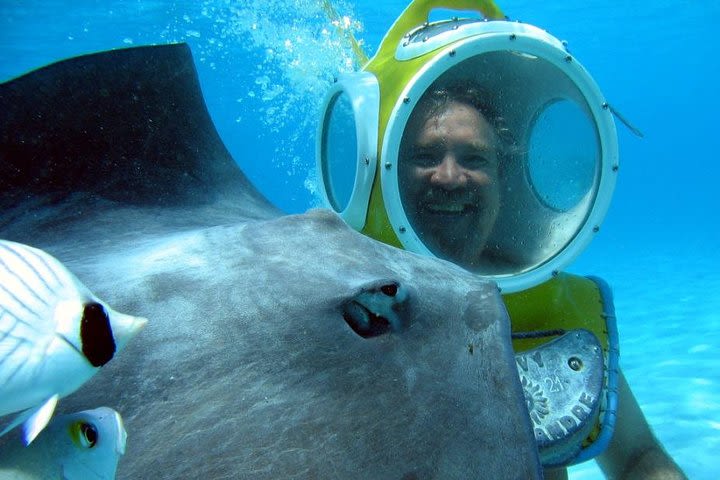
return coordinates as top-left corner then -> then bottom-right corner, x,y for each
1,1 -> 718,477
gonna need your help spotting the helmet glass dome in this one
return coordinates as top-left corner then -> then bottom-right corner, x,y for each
381,35 -> 613,291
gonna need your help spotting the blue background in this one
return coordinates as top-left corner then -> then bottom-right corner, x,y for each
1,1 -> 718,477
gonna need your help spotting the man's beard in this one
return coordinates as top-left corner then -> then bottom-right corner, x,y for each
412,189 -> 490,267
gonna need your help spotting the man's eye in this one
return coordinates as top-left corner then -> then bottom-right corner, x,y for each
410,154 -> 438,167
460,155 -> 494,170
461,155 -> 489,168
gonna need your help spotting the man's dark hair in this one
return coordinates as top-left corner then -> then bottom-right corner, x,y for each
408,79 -> 516,154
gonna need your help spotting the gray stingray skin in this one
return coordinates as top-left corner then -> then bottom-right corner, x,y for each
0,44 -> 541,479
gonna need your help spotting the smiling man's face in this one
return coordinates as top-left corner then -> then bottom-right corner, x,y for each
399,100 -> 500,269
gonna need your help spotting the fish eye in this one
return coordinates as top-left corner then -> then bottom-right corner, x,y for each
71,421 -> 99,448
79,422 -> 98,448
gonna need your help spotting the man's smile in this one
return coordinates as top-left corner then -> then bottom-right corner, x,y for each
421,201 -> 477,215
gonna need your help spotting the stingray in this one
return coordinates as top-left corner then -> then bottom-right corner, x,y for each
0,44 -> 542,479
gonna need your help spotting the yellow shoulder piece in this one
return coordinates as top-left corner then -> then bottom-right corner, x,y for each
503,272 -> 609,353
504,273 -> 618,462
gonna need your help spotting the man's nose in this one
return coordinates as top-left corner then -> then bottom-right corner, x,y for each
430,155 -> 466,189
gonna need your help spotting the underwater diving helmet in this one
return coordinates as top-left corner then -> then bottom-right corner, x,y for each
317,0 -> 618,293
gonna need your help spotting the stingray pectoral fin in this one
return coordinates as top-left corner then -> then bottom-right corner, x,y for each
0,394 -> 59,444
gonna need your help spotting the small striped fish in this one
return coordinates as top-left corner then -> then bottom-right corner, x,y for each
0,240 -> 146,444
0,407 -> 126,479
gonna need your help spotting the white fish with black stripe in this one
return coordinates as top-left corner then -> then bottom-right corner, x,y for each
0,407 -> 127,479
0,240 -> 146,445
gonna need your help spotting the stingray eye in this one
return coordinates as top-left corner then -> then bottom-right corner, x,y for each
380,283 -> 398,297
71,421 -> 98,448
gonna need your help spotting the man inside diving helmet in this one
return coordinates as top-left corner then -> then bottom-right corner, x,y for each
317,1 -> 688,476
399,80 -> 506,272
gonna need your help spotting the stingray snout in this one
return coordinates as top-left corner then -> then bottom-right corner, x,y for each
342,281 -> 409,338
